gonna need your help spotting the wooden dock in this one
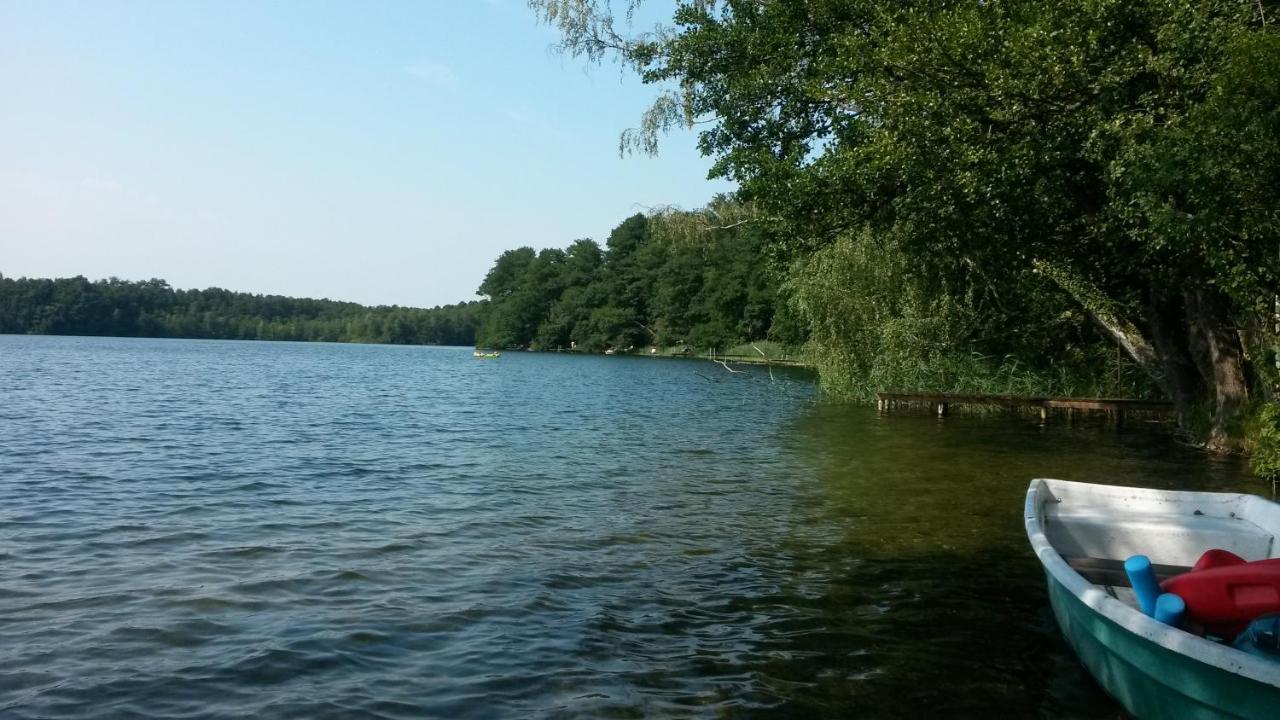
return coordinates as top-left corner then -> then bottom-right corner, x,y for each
875,391 -> 1174,424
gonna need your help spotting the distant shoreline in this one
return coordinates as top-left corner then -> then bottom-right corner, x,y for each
0,332 -> 472,349
1,333 -> 813,368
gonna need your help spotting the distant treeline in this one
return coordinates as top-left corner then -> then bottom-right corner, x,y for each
0,275 -> 481,346
475,200 -> 805,352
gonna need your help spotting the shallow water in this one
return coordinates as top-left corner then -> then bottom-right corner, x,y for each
0,336 -> 1263,718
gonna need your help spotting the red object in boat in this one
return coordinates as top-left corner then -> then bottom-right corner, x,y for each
1161,552 -> 1280,639
1191,548 -> 1246,572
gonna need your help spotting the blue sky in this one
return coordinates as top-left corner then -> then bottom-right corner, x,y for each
0,0 -> 731,307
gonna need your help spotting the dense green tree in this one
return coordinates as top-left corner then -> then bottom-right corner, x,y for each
473,204 -> 798,352
477,247 -> 578,348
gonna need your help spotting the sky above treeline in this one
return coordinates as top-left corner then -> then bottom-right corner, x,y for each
0,0 -> 732,308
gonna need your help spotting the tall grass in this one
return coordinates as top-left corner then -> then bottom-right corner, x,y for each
809,347 -> 1158,402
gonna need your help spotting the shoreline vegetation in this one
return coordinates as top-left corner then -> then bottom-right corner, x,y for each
548,341 -> 812,367
520,0 -> 1280,478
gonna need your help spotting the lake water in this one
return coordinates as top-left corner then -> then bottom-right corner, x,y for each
0,336 -> 1263,718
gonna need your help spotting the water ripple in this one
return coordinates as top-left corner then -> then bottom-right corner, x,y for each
0,336 -> 1256,718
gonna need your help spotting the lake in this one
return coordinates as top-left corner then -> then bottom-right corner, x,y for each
0,336 -> 1263,718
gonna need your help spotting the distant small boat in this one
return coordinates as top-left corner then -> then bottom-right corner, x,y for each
473,350 -> 501,358
1026,479 -> 1280,718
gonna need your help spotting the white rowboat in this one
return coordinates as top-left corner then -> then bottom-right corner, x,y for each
1025,479 -> 1280,718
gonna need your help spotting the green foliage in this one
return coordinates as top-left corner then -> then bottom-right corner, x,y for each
789,230 -> 963,399
594,0 -> 1278,298
474,202 -> 797,352
0,275 -> 481,346
477,247 -> 567,348
1249,403 -> 1280,479
789,230 -> 1160,401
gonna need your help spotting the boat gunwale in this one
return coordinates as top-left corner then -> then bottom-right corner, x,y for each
1025,478 -> 1280,687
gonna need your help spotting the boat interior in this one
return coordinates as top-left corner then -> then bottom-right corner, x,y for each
1036,480 -> 1280,610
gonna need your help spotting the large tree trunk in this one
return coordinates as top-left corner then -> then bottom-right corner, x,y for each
1185,286 -> 1249,452
1147,291 -> 1202,428
1037,260 -> 1250,449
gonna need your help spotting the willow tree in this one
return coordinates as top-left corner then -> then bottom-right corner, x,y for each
530,0 -> 1279,448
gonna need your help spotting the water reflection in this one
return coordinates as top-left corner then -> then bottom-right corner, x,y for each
764,405 -> 1258,718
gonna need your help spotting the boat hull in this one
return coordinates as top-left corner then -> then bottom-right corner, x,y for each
1045,569 -> 1280,719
